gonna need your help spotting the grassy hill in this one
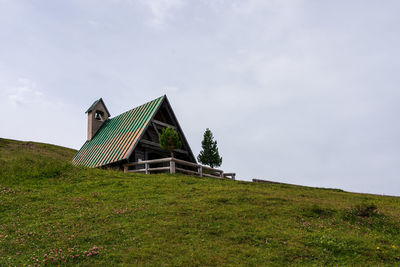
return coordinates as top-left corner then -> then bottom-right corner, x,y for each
0,138 -> 399,266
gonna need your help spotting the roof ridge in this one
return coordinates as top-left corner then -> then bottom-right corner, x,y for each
109,95 -> 165,120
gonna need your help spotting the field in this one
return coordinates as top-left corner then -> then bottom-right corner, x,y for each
0,138 -> 399,266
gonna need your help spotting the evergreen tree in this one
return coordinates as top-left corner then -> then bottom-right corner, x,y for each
197,128 -> 222,168
158,127 -> 182,158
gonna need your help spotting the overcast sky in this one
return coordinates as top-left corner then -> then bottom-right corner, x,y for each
1,0 -> 399,196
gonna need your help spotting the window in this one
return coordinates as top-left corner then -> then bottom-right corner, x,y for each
95,111 -> 104,121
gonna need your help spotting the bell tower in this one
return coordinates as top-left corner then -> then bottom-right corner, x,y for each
85,98 -> 110,140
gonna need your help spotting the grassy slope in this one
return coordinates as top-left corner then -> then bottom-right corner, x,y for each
0,138 -> 399,266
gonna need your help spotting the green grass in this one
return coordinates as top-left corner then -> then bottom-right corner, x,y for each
0,138 -> 400,266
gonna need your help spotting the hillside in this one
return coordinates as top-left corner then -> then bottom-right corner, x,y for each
0,138 -> 399,266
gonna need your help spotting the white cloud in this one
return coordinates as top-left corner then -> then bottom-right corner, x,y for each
7,78 -> 44,106
0,76 -> 77,149
88,20 -> 99,26
141,0 -> 184,28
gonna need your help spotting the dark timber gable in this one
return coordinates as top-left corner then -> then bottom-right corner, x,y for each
128,97 -> 196,164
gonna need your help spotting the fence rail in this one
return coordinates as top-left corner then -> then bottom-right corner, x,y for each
123,157 -> 235,180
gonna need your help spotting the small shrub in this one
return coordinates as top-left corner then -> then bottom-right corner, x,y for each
158,127 -> 182,158
351,202 -> 378,217
0,139 -> 10,147
302,204 -> 335,218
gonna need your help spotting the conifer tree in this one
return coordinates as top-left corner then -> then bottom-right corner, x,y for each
159,127 -> 182,158
197,128 -> 222,168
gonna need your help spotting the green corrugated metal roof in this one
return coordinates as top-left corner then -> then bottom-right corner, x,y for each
72,95 -> 164,167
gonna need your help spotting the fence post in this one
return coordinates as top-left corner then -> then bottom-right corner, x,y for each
220,171 -> 224,178
124,165 -> 128,173
145,163 -> 149,174
198,166 -> 203,177
170,160 -> 176,174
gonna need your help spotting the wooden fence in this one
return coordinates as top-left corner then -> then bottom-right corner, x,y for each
123,157 -> 235,180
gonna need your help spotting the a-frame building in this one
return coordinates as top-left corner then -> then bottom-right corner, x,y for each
72,95 -> 196,168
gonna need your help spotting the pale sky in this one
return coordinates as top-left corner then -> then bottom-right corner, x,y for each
1,0 -> 399,196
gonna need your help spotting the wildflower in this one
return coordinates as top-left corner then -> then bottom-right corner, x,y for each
377,247 -> 380,250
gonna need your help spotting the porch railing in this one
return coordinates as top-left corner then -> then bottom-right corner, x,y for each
123,157 -> 235,180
